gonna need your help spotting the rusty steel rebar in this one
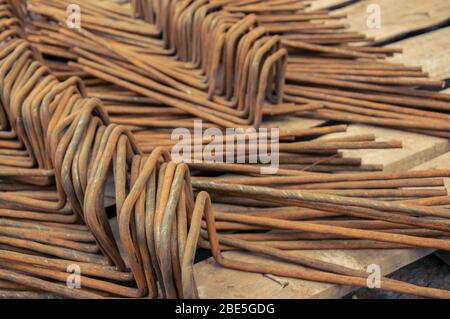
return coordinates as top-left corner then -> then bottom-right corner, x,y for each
25,0 -> 450,138
196,191 -> 450,299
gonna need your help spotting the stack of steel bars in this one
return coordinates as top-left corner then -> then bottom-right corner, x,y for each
0,0 -> 209,298
25,0 -> 450,137
0,0 -> 449,298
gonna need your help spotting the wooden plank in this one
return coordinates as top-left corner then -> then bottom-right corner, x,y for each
412,152 -> 450,188
336,0 -> 450,43
196,249 -> 433,299
307,0 -> 357,11
319,125 -> 450,172
388,27 -> 450,80
195,128 -> 450,299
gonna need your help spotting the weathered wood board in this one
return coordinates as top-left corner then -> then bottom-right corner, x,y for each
307,0 -> 356,11
412,152 -> 450,187
336,0 -> 450,43
196,249 -> 433,299
388,27 -> 450,80
319,125 -> 450,172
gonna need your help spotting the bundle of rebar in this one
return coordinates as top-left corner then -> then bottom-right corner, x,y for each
0,0 -> 449,299
0,0 -> 202,297
23,0 -> 450,137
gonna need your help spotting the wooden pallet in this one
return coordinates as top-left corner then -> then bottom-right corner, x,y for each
194,0 -> 450,298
